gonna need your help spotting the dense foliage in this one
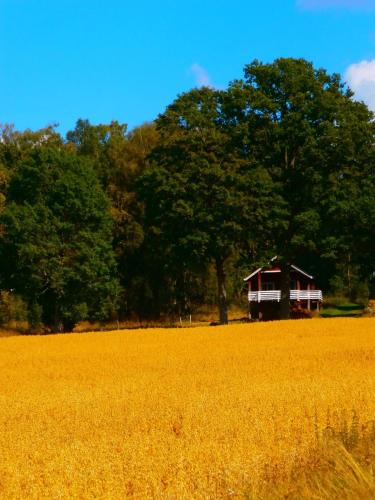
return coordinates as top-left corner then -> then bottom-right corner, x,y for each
0,148 -> 119,331
0,58 -> 374,330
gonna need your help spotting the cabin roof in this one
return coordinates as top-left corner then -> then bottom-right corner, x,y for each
290,264 -> 313,280
243,268 -> 263,281
243,258 -> 314,282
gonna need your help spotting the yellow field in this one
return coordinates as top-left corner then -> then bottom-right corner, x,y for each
0,318 -> 375,499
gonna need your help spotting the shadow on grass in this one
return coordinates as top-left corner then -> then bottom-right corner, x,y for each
321,303 -> 364,318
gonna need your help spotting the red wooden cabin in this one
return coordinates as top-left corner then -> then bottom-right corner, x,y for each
244,258 -> 323,320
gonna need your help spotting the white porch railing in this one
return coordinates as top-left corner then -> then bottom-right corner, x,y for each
290,290 -> 322,301
248,290 -> 281,302
248,290 -> 323,302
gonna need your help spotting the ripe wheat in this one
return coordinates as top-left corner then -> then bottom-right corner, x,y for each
0,317 -> 374,498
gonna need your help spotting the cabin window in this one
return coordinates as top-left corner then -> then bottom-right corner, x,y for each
261,282 -> 275,291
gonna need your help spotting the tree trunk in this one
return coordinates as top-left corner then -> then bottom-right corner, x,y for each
62,319 -> 75,333
215,256 -> 228,325
279,260 -> 291,320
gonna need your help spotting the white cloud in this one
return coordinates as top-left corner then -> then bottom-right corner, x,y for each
189,63 -> 212,87
298,0 -> 375,10
345,59 -> 375,110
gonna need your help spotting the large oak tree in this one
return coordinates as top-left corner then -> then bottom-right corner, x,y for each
228,58 -> 375,317
138,87 -> 282,324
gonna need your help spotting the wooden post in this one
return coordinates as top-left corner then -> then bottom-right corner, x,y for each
307,283 -> 311,311
279,260 -> 291,319
248,281 -> 252,319
257,272 -> 262,302
215,256 -> 228,324
297,279 -> 300,303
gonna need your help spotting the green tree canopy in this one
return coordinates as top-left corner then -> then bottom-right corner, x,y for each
66,119 -> 161,316
138,87 -> 283,323
228,58 -> 375,317
0,147 -> 120,331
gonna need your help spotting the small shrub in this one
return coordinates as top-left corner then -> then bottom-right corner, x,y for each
27,301 -> 44,333
0,291 -> 28,325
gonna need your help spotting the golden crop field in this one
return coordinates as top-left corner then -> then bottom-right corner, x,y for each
0,318 -> 375,499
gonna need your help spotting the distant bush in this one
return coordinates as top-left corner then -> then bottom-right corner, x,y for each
328,274 -> 369,308
353,282 -> 370,307
0,291 -> 28,327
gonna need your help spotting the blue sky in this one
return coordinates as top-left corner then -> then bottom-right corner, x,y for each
1,0 -> 375,135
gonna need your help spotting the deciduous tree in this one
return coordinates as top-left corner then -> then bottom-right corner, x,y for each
0,147 -> 120,331
139,87 -> 280,323
229,58 -> 375,317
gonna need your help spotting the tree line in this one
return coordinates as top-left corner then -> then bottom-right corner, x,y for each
0,58 -> 374,331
